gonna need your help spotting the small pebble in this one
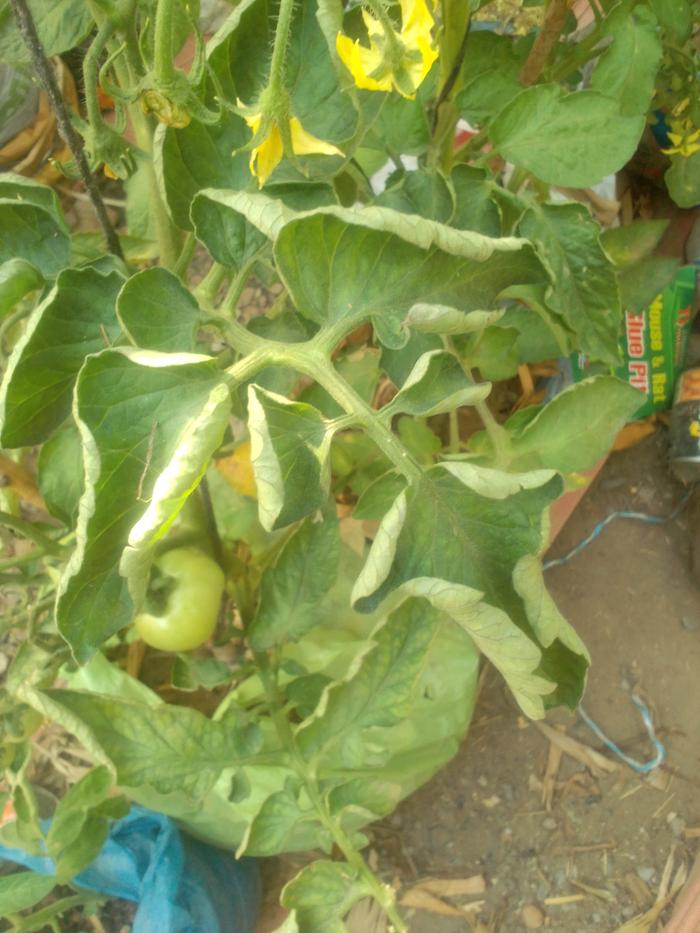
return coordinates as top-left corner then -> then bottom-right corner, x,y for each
478,775 -> 488,787
521,904 -> 544,929
670,816 -> 686,838
681,615 -> 700,632
637,866 -> 655,883
542,817 -> 557,831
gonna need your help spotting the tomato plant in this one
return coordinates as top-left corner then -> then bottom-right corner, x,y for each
0,0 -> 695,927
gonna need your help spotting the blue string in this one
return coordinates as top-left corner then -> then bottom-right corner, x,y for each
578,697 -> 666,774
543,487 -> 694,571
542,487 -> 694,774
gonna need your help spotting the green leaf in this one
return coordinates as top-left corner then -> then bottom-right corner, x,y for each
297,599 -> 441,764
26,688 -> 263,799
203,192 -> 547,332
119,381 -> 231,605
0,174 -> 70,276
404,303 -> 505,336
56,349 -> 231,661
350,465 -> 587,716
505,375 -> 643,472
156,115 -> 252,231
376,170 -> 454,223
0,0 -> 93,63
396,416 -> 441,463
0,872 -> 55,914
618,256 -> 679,314
449,165 -> 502,237
490,85 -> 645,187
0,267 -> 124,447
665,150 -> 700,209
37,424 -> 83,527
518,203 -> 621,363
192,183 -> 335,270
249,513 -> 340,651
117,268 -> 203,352
353,471 -> 407,520
462,325 -> 520,380
600,219 -> 669,266
456,31 -> 526,125
248,385 -> 333,531
0,259 -> 42,318
383,350 -> 490,418
281,860 -> 372,933
648,0 -> 692,40
590,6 -> 662,116
500,284 -> 574,358
237,781 -> 332,857
46,765 -> 124,881
171,656 -> 232,691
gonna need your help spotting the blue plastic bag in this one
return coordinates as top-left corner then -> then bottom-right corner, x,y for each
0,805 -> 260,933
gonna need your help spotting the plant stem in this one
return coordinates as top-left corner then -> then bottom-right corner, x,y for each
220,255 -> 258,314
0,512 -> 64,557
8,0 -> 123,259
173,231 -> 196,280
268,0 -> 297,94
88,0 -> 181,268
0,548 -> 48,571
83,21 -> 112,130
431,0 -> 471,170
519,0 -> 569,85
446,338 -> 510,466
255,653 -> 406,932
283,349 -> 423,482
154,0 -> 177,83
448,409 -> 460,453
363,0 -> 403,56
195,263 -> 228,303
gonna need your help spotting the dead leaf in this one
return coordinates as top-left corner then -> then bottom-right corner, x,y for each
544,894 -> 585,906
345,897 -> 387,933
623,872 -> 652,909
400,888 -> 465,917
570,879 -> 615,902
215,442 -> 256,498
0,454 -> 46,511
534,721 -> 618,777
413,876 -> 486,898
613,418 -> 656,452
542,726 -> 564,810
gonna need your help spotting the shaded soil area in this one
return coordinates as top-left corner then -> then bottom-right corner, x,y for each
373,429 -> 700,931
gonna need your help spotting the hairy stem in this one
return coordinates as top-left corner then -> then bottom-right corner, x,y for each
154,0 -> 177,83
8,0 -> 123,258
83,21 -> 112,130
268,0 -> 297,94
88,0 -> 181,267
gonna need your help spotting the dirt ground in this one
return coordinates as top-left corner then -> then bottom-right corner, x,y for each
371,428 -> 700,932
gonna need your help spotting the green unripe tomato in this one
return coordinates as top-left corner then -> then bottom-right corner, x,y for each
134,547 -> 225,652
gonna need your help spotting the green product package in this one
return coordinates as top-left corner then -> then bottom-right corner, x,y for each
571,265 -> 697,419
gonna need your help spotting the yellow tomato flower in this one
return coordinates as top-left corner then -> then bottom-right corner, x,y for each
662,119 -> 700,158
244,111 -> 342,187
336,0 -> 438,99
